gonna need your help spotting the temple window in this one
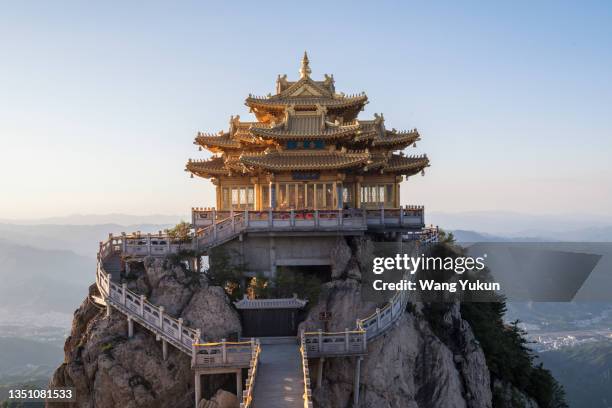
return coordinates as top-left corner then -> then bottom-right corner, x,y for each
342,185 -> 354,207
261,185 -> 270,209
360,184 -> 396,208
222,186 -> 255,210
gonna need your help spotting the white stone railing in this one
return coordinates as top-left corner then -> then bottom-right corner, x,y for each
301,329 -> 367,358
299,341 -> 314,408
302,227 -> 439,355
192,206 -> 425,231
240,340 -> 261,408
191,339 -> 256,369
96,255 -> 201,355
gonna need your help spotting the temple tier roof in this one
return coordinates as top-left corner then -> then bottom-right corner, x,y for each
240,149 -> 370,171
245,52 -> 367,123
186,150 -> 429,178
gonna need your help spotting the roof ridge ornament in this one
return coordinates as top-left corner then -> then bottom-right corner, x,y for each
299,51 -> 311,79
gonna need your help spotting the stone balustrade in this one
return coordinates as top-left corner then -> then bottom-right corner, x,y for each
96,257 -> 200,355
192,206 -> 426,231
301,329 -> 367,358
191,340 -> 256,369
239,341 -> 261,408
300,342 -> 314,408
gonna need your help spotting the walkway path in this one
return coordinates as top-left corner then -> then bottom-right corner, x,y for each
252,342 -> 304,408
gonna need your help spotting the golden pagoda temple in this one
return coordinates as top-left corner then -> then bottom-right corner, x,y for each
186,52 -> 429,212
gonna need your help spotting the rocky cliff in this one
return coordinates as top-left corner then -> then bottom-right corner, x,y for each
300,236 -> 542,408
50,236 -> 552,408
48,257 -> 241,408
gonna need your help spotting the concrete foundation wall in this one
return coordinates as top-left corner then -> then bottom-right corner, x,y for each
220,234 -> 340,277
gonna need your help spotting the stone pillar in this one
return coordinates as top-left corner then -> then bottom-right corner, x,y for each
194,372 -> 201,408
127,317 -> 133,338
106,304 -> 111,317
269,237 -> 276,279
162,339 -> 168,361
317,357 -> 325,388
353,356 -> 362,407
236,369 -> 243,400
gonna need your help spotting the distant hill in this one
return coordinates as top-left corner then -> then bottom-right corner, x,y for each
430,211 -> 612,241
538,341 -> 612,408
451,229 -> 545,242
0,213 -> 185,226
0,222 -> 177,256
0,240 -> 92,315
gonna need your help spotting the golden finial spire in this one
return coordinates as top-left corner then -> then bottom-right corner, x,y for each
299,51 -> 311,79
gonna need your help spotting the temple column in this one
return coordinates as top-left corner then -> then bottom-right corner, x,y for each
355,176 -> 363,208
395,176 -> 402,207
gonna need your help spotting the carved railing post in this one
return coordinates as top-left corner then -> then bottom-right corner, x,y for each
376,308 -> 381,331
159,306 -> 165,330
317,329 -> 323,353
399,205 -> 405,225
290,209 -> 295,227
268,208 -> 273,227
147,233 -> 152,255
122,283 -> 127,305
140,294 -> 145,316
314,210 -> 319,228
244,208 -> 249,228
178,318 -> 183,341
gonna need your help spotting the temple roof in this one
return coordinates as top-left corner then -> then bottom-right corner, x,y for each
195,132 -> 241,150
372,129 -> 420,147
240,149 -> 370,171
234,295 -> 307,310
245,93 -> 367,109
383,154 -> 429,175
187,53 -> 430,178
245,52 -> 367,122
186,157 -> 229,178
250,112 -> 360,140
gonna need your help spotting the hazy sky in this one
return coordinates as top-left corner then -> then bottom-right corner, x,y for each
1,1 -> 611,220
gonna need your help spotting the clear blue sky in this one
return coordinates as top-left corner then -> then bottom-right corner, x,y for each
1,1 -> 611,219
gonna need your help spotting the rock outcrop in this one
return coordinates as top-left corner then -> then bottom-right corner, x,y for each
300,236 -> 495,408
48,257 -> 241,408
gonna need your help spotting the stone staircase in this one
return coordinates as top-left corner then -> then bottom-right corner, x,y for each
252,341 -> 304,408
